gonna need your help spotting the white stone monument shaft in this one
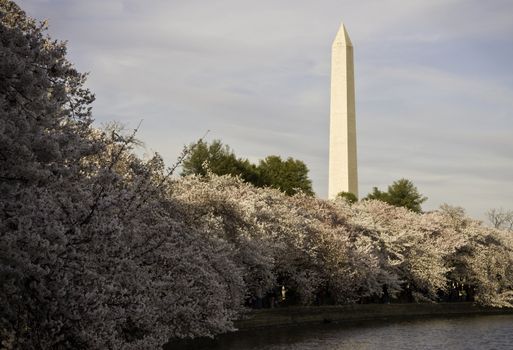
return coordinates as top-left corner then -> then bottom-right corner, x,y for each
328,23 -> 358,199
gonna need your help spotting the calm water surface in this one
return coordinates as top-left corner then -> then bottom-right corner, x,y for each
167,314 -> 513,350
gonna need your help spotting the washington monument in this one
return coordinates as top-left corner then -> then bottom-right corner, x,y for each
328,23 -> 358,199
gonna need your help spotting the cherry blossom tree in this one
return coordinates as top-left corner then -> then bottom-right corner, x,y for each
1,3 -> 245,348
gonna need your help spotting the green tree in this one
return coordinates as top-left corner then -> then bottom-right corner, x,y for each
258,155 -> 314,196
365,179 -> 427,213
181,139 -> 259,183
365,187 -> 389,202
336,191 -> 358,204
181,140 -> 314,196
181,139 -> 236,176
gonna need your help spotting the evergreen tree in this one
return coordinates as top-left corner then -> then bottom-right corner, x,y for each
181,140 -> 314,196
258,155 -> 314,196
365,179 -> 427,213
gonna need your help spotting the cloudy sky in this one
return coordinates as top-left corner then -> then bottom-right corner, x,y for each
19,0 -> 513,220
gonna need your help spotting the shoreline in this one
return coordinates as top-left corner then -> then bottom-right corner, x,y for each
164,303 -> 513,349
235,302 -> 513,330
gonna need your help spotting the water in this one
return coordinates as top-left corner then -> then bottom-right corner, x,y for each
166,314 -> 513,349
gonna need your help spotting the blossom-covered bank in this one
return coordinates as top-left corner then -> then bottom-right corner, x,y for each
1,1 -> 512,349
171,174 -> 513,311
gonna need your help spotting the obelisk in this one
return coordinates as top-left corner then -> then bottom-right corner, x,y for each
328,23 -> 358,199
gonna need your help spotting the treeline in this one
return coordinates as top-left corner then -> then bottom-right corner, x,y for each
172,175 -> 513,310
181,139 -> 314,196
2,2 -> 513,349
183,141 -> 428,214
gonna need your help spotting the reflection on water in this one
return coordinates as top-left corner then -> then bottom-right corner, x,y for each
165,314 -> 513,350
